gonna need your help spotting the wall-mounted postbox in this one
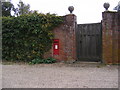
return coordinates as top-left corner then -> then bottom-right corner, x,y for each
53,39 -> 59,55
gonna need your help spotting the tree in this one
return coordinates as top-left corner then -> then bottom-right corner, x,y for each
114,1 -> 120,11
16,0 -> 30,16
2,1 -> 16,17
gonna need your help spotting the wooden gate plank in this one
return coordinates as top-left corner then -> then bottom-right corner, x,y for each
76,23 -> 102,62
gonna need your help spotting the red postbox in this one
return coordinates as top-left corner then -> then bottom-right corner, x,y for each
53,39 -> 59,55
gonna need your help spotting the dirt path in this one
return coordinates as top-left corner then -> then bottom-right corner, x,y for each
2,63 -> 118,88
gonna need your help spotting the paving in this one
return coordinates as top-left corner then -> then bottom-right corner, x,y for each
1,62 -> 119,88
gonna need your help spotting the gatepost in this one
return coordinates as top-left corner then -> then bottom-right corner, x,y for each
102,10 -> 120,64
44,13 -> 77,63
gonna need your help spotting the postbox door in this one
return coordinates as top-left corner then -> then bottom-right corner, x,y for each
53,39 -> 59,55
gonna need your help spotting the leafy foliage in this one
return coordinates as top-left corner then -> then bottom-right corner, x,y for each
1,0 -> 32,17
2,13 -> 63,62
2,1 -> 16,16
29,57 -> 56,64
15,1 -> 31,16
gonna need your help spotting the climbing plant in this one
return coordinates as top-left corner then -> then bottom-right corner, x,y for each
2,13 -> 63,62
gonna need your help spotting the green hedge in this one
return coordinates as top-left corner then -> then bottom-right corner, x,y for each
2,13 -> 63,62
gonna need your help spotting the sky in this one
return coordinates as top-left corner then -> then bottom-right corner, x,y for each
11,0 -> 119,24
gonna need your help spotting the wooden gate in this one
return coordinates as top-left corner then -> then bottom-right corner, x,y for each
76,23 -> 102,62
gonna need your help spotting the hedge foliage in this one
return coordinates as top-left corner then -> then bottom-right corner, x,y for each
29,57 -> 56,64
2,13 -> 63,62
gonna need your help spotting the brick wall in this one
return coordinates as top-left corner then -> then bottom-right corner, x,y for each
118,12 -> 120,64
102,11 -> 120,64
44,14 -> 77,63
44,11 -> 120,64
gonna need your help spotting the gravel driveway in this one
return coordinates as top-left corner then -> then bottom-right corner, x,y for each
2,62 -> 118,88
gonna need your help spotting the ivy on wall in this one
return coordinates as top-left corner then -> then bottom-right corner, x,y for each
2,13 -> 63,62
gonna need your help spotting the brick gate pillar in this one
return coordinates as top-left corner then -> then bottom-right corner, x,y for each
44,14 -> 77,63
102,11 -> 120,64
118,11 -> 120,64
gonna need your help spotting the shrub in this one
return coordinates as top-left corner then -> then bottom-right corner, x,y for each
2,13 -> 63,62
29,57 -> 56,64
